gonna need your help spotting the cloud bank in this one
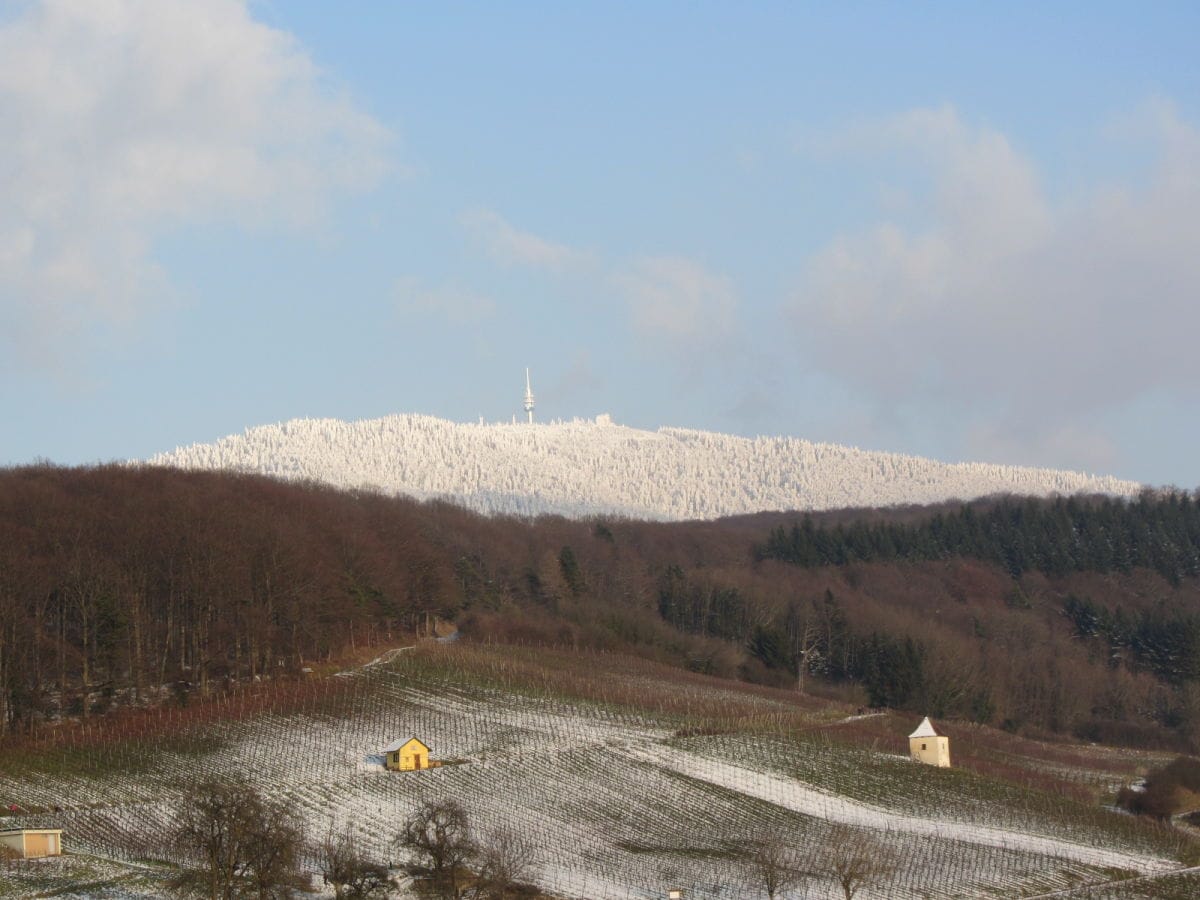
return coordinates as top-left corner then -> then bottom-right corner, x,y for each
0,0 -> 391,366
459,208 -> 738,354
791,103 -> 1200,470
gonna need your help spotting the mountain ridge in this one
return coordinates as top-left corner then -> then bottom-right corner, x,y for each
146,413 -> 1142,520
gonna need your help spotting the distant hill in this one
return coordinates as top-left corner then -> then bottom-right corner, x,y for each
146,413 -> 1141,519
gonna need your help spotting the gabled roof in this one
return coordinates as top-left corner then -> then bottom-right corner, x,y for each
382,736 -> 430,753
909,716 -> 939,738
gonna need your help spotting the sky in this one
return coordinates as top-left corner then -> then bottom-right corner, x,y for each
2,1 -> 1199,487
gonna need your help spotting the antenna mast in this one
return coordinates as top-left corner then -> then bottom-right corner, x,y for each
523,368 -> 535,424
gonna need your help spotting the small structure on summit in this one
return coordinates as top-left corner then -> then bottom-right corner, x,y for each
0,828 -> 63,859
909,716 -> 951,767
382,737 -> 438,771
523,368 -> 535,424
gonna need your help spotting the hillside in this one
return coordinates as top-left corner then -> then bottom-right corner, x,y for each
146,414 -> 1141,520
4,466 -> 1200,753
1,643 -> 1197,899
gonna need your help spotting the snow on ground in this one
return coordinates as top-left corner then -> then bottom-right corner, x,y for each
0,657 -> 1188,898
145,413 -> 1141,520
628,743 -> 1176,875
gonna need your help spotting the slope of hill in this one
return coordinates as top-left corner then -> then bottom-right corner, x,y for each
146,414 -> 1142,520
0,644 -> 1195,899
5,466 -> 1200,751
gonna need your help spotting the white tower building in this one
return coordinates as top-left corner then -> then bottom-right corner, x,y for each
523,368 -> 535,424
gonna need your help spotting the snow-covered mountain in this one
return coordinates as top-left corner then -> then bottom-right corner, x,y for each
145,414 -> 1142,520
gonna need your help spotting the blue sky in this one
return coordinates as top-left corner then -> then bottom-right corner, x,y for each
2,1 -> 1199,486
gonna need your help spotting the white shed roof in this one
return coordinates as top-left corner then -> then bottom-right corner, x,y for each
909,716 -> 939,738
0,829 -> 62,836
381,736 -> 429,753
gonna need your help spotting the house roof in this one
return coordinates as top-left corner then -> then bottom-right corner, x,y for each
909,716 -> 939,738
0,829 -> 63,836
382,736 -> 430,753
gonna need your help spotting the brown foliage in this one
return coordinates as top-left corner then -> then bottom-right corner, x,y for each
3,465 -> 1200,757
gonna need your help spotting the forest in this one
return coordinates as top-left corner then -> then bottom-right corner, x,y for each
757,494 -> 1200,584
2,464 -> 1200,752
148,412 -> 1139,520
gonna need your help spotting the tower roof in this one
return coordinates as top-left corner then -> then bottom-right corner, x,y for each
909,716 -> 939,738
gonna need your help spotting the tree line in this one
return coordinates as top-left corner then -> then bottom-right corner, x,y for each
0,465 -> 454,731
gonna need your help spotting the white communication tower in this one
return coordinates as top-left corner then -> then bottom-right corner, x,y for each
523,368 -> 535,424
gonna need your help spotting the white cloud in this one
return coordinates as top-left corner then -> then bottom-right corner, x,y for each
460,208 -> 589,270
790,103 -> 1200,469
615,256 -> 738,344
0,0 -> 391,366
393,277 -> 495,324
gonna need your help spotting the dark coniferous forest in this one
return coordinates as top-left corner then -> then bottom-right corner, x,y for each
3,464 -> 1200,752
757,494 -> 1200,584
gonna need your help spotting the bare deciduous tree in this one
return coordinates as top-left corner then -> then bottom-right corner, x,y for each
469,825 -> 537,899
320,829 -> 394,899
396,799 -> 476,899
823,824 -> 895,900
172,778 -> 306,900
747,833 -> 804,900
792,615 -> 819,696
243,804 -> 305,900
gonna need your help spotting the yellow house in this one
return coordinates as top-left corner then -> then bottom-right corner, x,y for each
382,737 -> 437,771
0,828 -> 63,859
909,716 -> 951,767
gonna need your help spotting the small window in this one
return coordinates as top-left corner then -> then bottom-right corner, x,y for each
921,742 -> 927,750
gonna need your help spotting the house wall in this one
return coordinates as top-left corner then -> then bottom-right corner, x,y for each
23,832 -> 57,857
384,739 -> 431,771
910,735 -> 951,767
400,739 -> 428,770
0,831 -> 62,858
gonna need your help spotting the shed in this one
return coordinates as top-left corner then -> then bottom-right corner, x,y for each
909,716 -> 951,767
0,828 -> 63,859
382,737 -> 436,771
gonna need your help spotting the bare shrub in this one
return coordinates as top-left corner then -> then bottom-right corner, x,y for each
1119,756 -> 1200,819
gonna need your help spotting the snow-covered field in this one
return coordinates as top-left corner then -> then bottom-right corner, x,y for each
145,414 -> 1141,520
0,648 -> 1189,898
